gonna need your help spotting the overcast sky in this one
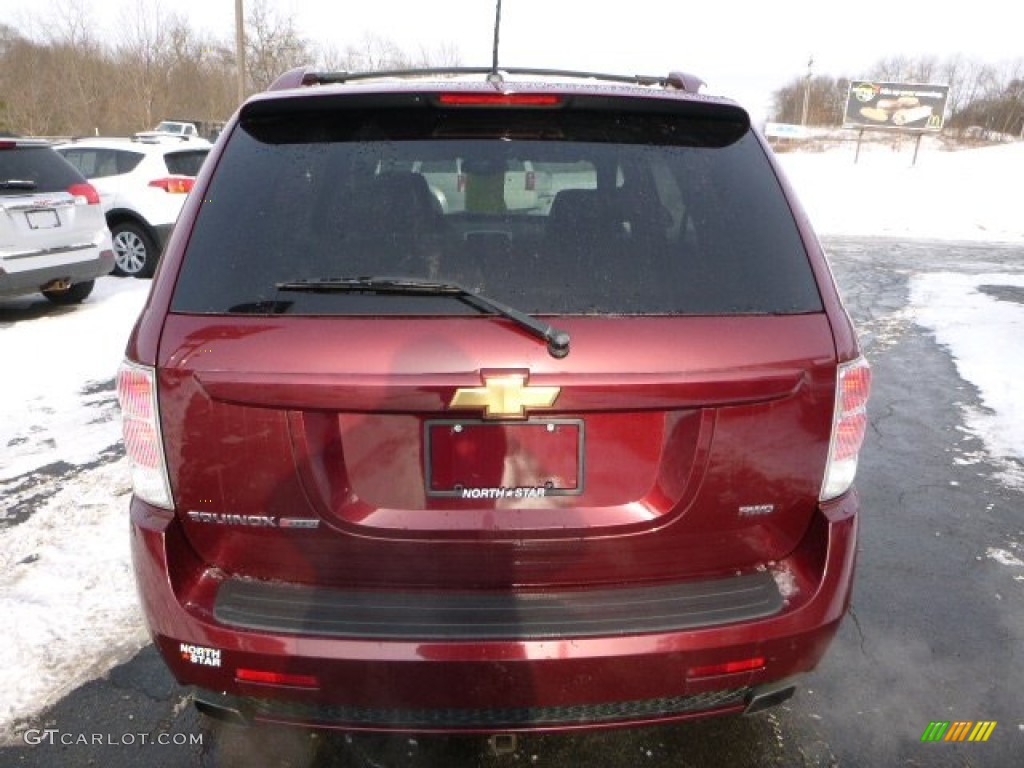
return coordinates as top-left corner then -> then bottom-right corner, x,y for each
8,0 -> 1023,119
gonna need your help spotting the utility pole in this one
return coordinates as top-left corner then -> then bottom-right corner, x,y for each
235,0 -> 246,105
801,55 -> 813,126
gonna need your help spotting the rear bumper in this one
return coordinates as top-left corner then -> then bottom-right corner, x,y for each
130,494 -> 858,733
0,247 -> 115,298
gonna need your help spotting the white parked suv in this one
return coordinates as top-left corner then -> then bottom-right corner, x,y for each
55,136 -> 210,277
1,138 -> 113,304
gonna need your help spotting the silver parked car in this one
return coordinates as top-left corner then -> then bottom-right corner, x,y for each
0,138 -> 114,304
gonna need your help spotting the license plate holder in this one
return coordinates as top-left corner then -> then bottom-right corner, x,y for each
425,419 -> 584,499
26,209 -> 61,230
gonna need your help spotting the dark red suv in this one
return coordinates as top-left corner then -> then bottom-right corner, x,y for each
118,67 -> 870,733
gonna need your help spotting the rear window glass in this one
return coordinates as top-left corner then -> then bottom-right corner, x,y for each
164,150 -> 209,176
172,101 -> 822,316
58,148 -> 144,178
0,146 -> 85,195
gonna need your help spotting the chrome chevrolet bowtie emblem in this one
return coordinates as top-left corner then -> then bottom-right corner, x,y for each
449,374 -> 560,419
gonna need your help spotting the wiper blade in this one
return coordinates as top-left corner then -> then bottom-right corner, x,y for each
276,276 -> 571,358
0,179 -> 37,191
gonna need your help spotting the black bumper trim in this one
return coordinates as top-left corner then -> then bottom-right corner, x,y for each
195,687 -> 751,729
213,571 -> 783,640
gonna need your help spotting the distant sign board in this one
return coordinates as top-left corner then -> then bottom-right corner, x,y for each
844,81 -> 949,131
763,122 -> 809,139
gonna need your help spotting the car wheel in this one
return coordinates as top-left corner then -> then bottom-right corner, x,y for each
42,280 -> 95,305
111,222 -> 157,278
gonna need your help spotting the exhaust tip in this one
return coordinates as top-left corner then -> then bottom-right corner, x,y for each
193,694 -> 251,726
41,278 -> 72,292
743,682 -> 796,715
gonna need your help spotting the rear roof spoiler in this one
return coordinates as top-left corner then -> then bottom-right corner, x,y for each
268,66 -> 705,94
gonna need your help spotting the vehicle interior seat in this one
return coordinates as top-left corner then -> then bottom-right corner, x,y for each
332,172 -> 447,278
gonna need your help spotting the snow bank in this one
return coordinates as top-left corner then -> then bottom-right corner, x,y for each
777,140 -> 1024,244
1,279 -> 151,743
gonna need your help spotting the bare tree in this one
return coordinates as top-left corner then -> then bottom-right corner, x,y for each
245,0 -> 311,92
867,55 -> 908,82
412,41 -> 461,69
771,75 -> 848,126
943,55 -> 982,120
341,33 -> 411,72
43,0 -> 94,48
0,3 -> 463,136
164,26 -> 238,120
42,0 -> 113,135
316,34 -> 461,74
948,58 -> 1024,138
115,0 -> 183,130
0,26 -> 50,134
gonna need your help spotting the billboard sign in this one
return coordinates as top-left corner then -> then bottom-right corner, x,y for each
844,81 -> 949,131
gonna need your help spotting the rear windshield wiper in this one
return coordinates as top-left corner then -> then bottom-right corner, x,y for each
275,276 -> 571,358
0,179 -> 37,191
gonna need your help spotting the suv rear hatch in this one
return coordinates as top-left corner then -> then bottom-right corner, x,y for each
152,86 -> 840,591
1,142 -> 104,275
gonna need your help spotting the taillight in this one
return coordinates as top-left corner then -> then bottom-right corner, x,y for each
116,361 -> 173,509
457,173 -> 467,193
68,182 -> 100,205
525,170 -> 536,191
236,668 -> 319,688
437,93 -> 562,106
821,357 -> 871,501
688,657 -> 765,678
148,177 -> 195,194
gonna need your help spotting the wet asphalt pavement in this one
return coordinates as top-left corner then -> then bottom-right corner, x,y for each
3,236 -> 1023,767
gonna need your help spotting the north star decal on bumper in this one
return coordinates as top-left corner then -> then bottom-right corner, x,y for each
180,643 -> 222,667
186,511 -> 320,528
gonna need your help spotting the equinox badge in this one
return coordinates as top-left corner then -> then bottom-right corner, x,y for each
449,374 -> 560,419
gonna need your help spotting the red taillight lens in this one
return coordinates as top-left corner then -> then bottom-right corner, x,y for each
68,182 -> 100,205
457,173 -> 467,192
438,93 -> 562,106
689,657 -> 766,678
834,363 -> 870,461
525,170 -> 536,191
236,669 -> 319,688
821,357 -> 871,501
148,176 -> 195,194
116,361 -> 173,509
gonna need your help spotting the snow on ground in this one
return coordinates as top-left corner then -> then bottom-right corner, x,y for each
0,139 -> 1022,742
910,272 -> 1024,488
777,137 -> 1024,244
1,280 -> 148,480
1,278 -> 152,742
